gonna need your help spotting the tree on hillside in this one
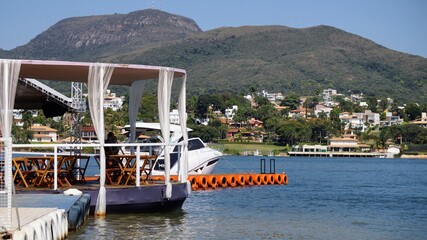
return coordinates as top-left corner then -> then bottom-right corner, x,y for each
276,119 -> 311,146
308,118 -> 336,144
378,98 -> 389,112
367,96 -> 378,112
280,94 -> 301,110
138,94 -> 158,122
304,96 -> 320,118
405,103 -> 422,121
254,95 -> 270,107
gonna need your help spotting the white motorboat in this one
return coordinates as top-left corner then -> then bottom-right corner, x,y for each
121,122 -> 223,175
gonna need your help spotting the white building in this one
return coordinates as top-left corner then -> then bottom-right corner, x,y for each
314,104 -> 333,118
322,89 -> 338,107
261,90 -> 284,103
103,89 -> 124,111
339,110 -> 380,132
380,112 -> 403,127
412,112 -> 427,128
328,133 -> 371,152
225,105 -> 238,120
170,109 -> 187,125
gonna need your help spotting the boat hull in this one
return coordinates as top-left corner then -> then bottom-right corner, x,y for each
16,182 -> 189,214
86,183 -> 189,214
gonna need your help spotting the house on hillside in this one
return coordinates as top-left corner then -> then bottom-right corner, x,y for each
225,105 -> 238,120
29,124 -> 58,142
339,110 -> 380,132
103,89 -> 124,111
248,118 -> 263,128
82,126 -> 97,142
380,112 -> 403,127
412,112 -> 427,128
261,90 -> 284,103
226,128 -> 240,142
322,89 -> 339,107
289,107 -> 307,119
314,104 -> 333,118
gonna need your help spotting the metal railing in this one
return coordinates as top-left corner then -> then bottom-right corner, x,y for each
11,142 -> 186,190
0,137 -> 13,230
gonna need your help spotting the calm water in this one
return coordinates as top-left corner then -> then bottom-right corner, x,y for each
69,156 -> 427,239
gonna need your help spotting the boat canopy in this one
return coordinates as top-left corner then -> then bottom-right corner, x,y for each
17,59 -> 186,85
0,59 -> 189,218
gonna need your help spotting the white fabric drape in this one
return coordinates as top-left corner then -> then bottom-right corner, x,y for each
178,75 -> 189,183
0,60 -> 20,141
87,63 -> 114,216
158,68 -> 174,199
129,80 -> 145,145
0,60 -> 21,212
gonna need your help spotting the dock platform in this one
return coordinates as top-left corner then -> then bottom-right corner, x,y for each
2,193 -> 90,239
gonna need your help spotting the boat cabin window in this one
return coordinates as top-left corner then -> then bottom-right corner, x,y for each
188,139 -> 205,151
172,138 -> 205,152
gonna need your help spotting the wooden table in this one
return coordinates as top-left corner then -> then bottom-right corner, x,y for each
117,155 -> 157,185
26,156 -> 71,188
94,154 -> 157,185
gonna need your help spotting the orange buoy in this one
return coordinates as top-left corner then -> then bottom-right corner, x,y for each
226,175 -> 237,187
217,175 -> 228,188
236,175 -> 245,186
195,176 -> 208,189
267,174 -> 275,185
283,174 -> 288,185
253,174 -> 262,185
273,174 -> 283,184
206,175 -> 218,189
261,174 -> 268,185
188,176 -> 199,190
244,174 -> 254,186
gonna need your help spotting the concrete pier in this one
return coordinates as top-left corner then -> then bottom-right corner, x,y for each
1,193 -> 90,239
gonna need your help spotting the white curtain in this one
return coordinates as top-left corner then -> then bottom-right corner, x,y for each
87,63 -> 114,216
0,60 -> 20,142
129,80 -> 145,145
178,75 -> 189,183
0,59 -> 21,212
158,68 -> 173,199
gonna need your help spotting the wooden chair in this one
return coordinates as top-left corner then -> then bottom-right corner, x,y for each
119,155 -> 157,185
34,156 -> 72,188
68,155 -> 91,183
105,155 -> 125,185
62,156 -> 78,184
13,157 -> 37,188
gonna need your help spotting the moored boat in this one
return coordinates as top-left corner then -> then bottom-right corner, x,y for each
121,122 -> 223,176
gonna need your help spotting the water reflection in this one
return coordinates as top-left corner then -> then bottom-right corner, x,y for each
68,210 -> 188,239
68,156 -> 427,239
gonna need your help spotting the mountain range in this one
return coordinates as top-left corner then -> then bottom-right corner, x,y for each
1,9 -> 426,103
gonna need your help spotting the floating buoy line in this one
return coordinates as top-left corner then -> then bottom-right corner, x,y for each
187,173 -> 288,191
152,158 -> 288,191
151,172 -> 288,191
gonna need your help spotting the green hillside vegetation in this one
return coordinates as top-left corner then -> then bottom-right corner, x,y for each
115,25 -> 427,102
1,9 -> 426,103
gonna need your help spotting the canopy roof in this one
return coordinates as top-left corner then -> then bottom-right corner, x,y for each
18,59 -> 186,85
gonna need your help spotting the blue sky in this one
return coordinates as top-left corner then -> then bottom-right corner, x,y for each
1,0 -> 426,58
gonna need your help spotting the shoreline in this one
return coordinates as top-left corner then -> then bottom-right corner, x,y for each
400,154 -> 427,159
